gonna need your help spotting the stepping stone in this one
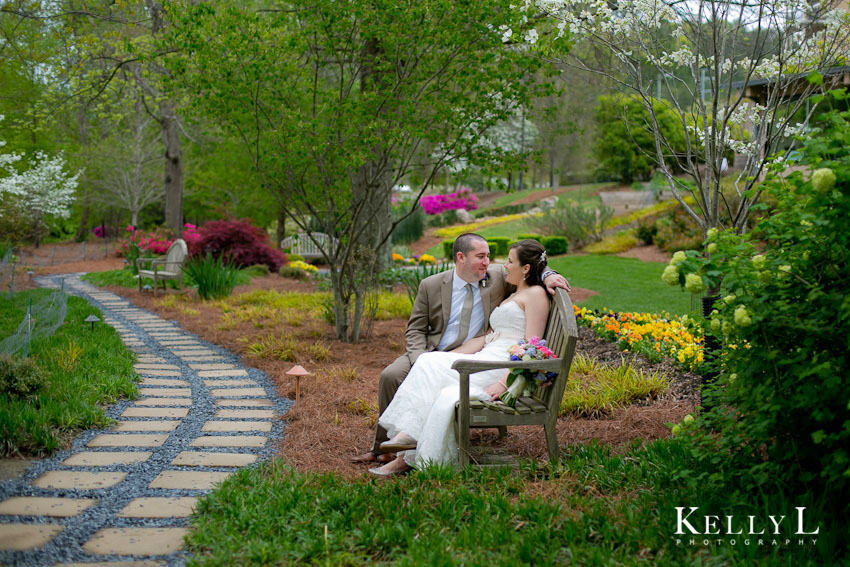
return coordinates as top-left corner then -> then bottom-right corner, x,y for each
180,355 -> 227,362
34,471 -> 127,489
190,363 -> 240,370
121,408 -> 189,418
63,451 -> 152,466
114,421 -> 180,432
190,436 -> 267,448
133,398 -> 192,407
210,387 -> 266,397
0,524 -> 63,550
117,497 -> 198,518
168,345 -> 205,350
171,451 -> 258,467
88,434 -> 169,447
174,350 -> 216,356
203,379 -> 255,387
134,364 -> 180,370
214,409 -> 276,419
158,340 -> 199,345
0,497 -> 96,517
215,399 -> 274,407
135,369 -> 182,377
149,471 -> 231,489
198,369 -> 249,378
138,387 -> 192,397
141,378 -> 187,387
83,527 -> 190,555
202,421 -> 272,432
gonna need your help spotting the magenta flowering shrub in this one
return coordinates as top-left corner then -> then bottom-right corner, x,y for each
115,226 -> 176,258
419,187 -> 479,215
189,219 -> 286,271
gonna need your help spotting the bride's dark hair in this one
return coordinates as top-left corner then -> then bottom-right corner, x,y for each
510,239 -> 547,288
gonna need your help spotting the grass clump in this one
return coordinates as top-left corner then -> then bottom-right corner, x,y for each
239,332 -> 329,363
182,254 -> 241,300
560,354 -> 670,417
0,290 -> 137,456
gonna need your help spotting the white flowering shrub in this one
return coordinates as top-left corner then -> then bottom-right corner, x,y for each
506,0 -> 850,235
0,122 -> 79,243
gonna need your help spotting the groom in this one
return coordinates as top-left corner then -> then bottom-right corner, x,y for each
351,233 -> 570,464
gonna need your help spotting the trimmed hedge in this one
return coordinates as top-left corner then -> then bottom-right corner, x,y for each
516,233 -> 544,242
441,240 -> 455,260
486,237 -> 511,257
541,236 -> 568,256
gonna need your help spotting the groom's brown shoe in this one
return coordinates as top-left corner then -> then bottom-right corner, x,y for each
351,451 -> 397,464
350,451 -> 378,464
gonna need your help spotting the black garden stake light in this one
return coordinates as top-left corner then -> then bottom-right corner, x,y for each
85,314 -> 100,332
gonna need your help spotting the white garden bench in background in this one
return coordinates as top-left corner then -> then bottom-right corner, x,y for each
280,232 -> 337,261
136,238 -> 188,295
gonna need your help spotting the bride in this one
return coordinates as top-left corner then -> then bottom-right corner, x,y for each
370,239 -> 551,476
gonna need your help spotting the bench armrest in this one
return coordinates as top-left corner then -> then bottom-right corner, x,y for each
451,358 -> 562,374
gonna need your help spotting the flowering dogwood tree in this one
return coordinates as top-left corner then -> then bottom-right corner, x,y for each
0,120 -> 79,244
511,0 -> 850,234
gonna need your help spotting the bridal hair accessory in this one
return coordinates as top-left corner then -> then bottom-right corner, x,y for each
539,251 -> 547,264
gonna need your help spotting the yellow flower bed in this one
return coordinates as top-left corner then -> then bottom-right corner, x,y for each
434,212 -> 543,239
288,260 -> 318,273
574,305 -> 704,372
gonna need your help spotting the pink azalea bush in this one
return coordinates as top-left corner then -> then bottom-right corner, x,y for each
420,187 -> 479,215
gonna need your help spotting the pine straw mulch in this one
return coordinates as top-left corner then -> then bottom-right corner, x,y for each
99,274 -> 700,479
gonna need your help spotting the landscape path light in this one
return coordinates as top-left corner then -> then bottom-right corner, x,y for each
286,364 -> 311,407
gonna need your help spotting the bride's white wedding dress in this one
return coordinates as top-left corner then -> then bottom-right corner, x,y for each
378,301 -> 526,467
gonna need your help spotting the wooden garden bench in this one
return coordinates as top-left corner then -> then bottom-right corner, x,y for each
280,232 -> 337,261
136,238 -> 188,295
452,287 -> 578,466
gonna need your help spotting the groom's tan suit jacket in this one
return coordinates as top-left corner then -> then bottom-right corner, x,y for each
403,264 -> 511,365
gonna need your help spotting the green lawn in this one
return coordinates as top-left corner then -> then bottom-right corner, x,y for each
185,440 -> 840,567
0,289 -> 138,455
81,265 -> 262,289
549,255 -> 698,316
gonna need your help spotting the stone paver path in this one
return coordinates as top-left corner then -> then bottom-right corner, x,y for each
0,275 -> 291,567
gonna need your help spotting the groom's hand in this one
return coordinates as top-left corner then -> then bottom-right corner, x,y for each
543,272 -> 571,294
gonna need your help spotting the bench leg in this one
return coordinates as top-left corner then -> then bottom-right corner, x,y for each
544,421 -> 559,462
497,426 -> 507,439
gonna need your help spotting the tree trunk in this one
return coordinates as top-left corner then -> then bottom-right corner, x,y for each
276,205 -> 286,248
160,100 -> 183,234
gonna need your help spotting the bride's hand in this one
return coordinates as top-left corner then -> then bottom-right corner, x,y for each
483,382 -> 507,401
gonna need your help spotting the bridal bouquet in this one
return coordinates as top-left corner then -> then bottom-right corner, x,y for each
498,336 -> 558,407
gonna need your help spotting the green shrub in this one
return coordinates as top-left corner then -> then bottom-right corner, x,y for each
244,264 -> 271,277
516,233 -> 544,242
540,236 -> 568,255
391,206 -> 425,244
593,93 -> 689,184
654,208 -> 702,252
671,105 -> 850,503
635,216 -> 659,244
531,199 -> 613,249
0,355 -> 46,400
485,237 -> 511,257
287,253 -> 305,263
183,253 -> 241,300
279,265 -> 308,280
441,239 -> 455,260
